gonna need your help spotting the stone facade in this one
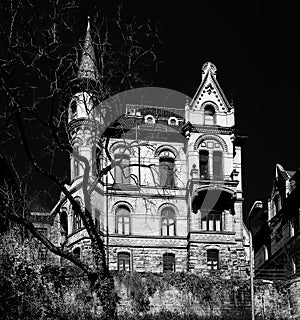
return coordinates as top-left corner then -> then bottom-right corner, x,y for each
46,21 -> 250,277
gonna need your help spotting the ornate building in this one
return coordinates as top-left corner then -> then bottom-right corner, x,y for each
48,20 -> 250,276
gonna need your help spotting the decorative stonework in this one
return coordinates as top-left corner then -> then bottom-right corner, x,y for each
194,134 -> 228,152
154,145 -> 179,158
199,100 -> 220,112
202,62 -> 217,76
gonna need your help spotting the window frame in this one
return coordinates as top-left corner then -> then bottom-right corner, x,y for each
207,249 -> 219,270
200,209 -> 222,231
73,146 -> 80,177
199,149 -> 209,179
114,153 -> 130,185
117,252 -> 131,271
204,105 -> 216,125
60,210 -> 68,235
72,199 -> 82,232
115,205 -> 131,235
161,207 -> 176,236
163,253 -> 176,272
158,149 -> 176,188
144,114 -> 155,124
199,142 -> 223,180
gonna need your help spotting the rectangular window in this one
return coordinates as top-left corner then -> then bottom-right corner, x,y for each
207,249 -> 219,270
73,146 -> 80,177
201,216 -> 207,230
199,150 -> 209,179
163,253 -> 175,272
209,219 -> 214,231
123,216 -> 130,234
115,155 -> 130,184
118,253 -> 130,271
201,210 -> 222,231
290,220 -> 295,238
74,161 -> 80,176
116,215 -> 130,235
95,209 -> 101,230
213,150 -> 223,180
74,211 -> 82,231
161,221 -> 168,236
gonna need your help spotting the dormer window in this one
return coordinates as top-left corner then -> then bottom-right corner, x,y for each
204,105 -> 215,125
145,115 -> 155,124
168,117 -> 178,126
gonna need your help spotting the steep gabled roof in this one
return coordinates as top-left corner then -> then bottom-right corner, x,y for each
191,62 -> 232,112
276,164 -> 295,180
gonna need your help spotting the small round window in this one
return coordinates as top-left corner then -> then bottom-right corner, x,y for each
168,117 -> 178,126
145,115 -> 155,124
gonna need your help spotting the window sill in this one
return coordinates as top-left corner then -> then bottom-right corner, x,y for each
109,183 -> 140,191
190,230 -> 235,235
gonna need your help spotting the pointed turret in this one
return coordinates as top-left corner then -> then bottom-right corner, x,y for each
78,17 -> 99,82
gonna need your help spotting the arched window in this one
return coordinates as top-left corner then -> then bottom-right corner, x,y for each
118,252 -> 131,271
114,148 -> 130,184
73,247 -> 80,259
60,210 -> 68,235
159,150 -> 175,187
72,199 -> 82,232
163,253 -> 175,272
204,105 -> 215,125
161,207 -> 176,236
207,249 -> 219,270
116,205 -> 130,235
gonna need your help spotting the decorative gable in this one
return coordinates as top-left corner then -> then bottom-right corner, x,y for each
191,62 -> 231,114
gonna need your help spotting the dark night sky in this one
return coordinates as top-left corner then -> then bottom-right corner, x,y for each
75,0 -> 300,219
8,0 -> 292,220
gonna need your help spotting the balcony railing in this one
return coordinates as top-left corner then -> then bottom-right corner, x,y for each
199,174 -> 232,181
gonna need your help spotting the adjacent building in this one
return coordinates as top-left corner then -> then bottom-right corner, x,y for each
249,164 -> 300,279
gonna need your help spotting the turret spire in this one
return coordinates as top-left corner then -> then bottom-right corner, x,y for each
78,16 -> 99,81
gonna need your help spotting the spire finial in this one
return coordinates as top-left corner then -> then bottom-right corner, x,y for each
78,16 -> 99,82
202,62 -> 217,76
87,16 -> 91,30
